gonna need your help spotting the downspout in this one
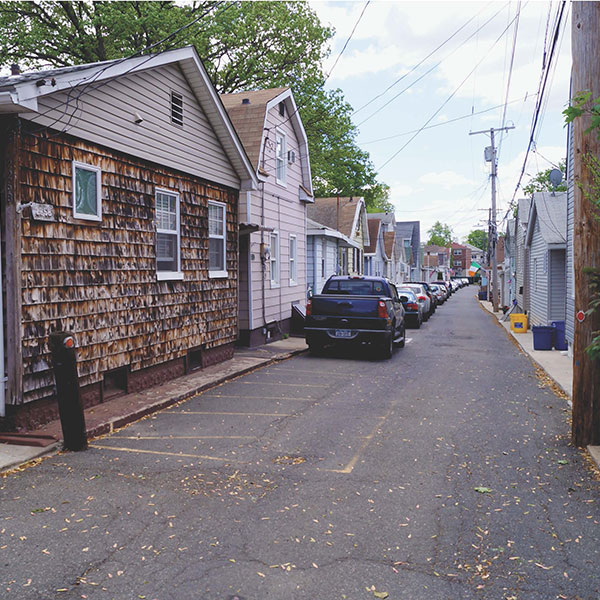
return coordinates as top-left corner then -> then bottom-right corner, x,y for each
0,225 -> 5,417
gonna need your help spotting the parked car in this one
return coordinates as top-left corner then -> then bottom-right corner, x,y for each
397,288 -> 424,328
407,281 -> 437,315
305,276 -> 406,358
402,283 -> 431,321
429,283 -> 446,305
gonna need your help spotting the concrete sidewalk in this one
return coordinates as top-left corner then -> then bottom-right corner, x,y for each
0,336 -> 308,473
479,299 -> 600,470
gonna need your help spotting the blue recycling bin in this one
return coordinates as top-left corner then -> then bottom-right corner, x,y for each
532,325 -> 554,350
551,320 -> 568,350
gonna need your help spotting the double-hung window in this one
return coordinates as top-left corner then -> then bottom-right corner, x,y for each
208,201 -> 227,277
73,161 -> 102,221
155,189 -> 181,279
289,235 -> 297,285
275,130 -> 286,185
270,232 -> 280,286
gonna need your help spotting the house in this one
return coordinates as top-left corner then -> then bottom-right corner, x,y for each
502,219 -> 517,308
515,198 -> 533,312
395,221 -> 421,280
220,87 -> 313,346
306,218 -> 360,294
0,47 -> 257,429
364,217 -> 386,277
307,197 -> 369,276
368,211 -> 409,283
422,245 -> 451,282
524,191 -> 567,327
450,242 -> 472,277
464,243 -> 485,267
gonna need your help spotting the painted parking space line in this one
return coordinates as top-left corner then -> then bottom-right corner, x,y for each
174,411 -> 292,417
202,394 -> 315,402
91,445 -> 245,462
405,338 -> 413,345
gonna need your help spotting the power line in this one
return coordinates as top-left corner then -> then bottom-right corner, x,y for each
359,93 -> 535,145
377,4 -> 526,172
352,1 -> 497,117
355,2 -> 509,128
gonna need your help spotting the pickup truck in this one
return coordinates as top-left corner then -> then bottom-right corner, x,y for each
305,275 -> 406,358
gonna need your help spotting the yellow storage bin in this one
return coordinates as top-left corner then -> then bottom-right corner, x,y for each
510,313 -> 528,333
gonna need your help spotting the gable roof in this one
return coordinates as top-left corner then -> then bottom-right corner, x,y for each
383,231 -> 396,259
306,217 -> 360,248
517,198 -> 532,227
525,191 -> 567,247
364,218 -> 381,254
0,46 -> 257,189
220,87 -> 313,195
307,197 -> 368,241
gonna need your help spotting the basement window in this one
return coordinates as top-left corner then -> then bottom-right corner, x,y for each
103,367 -> 128,399
171,91 -> 184,126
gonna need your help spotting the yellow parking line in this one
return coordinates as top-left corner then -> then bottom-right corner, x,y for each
241,381 -> 327,388
91,445 -> 243,462
204,394 -> 314,402
175,411 -> 291,417
115,435 -> 255,440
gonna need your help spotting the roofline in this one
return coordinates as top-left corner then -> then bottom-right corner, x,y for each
0,47 -> 257,188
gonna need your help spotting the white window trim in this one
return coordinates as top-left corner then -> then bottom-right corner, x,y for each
155,187 -> 182,280
275,129 -> 287,187
270,231 -> 280,288
289,234 -> 297,286
208,200 -> 228,278
73,161 -> 102,221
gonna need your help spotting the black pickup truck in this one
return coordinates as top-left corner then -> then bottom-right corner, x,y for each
305,275 -> 406,358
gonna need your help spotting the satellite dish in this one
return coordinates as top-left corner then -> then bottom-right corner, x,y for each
548,168 -> 563,189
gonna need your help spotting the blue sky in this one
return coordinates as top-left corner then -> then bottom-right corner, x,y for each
310,0 -> 572,243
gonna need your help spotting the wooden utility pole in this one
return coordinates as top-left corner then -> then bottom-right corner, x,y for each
572,2 -> 600,446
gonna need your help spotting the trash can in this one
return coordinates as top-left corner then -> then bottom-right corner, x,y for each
478,290 -> 488,301
551,320 -> 568,350
532,325 -> 554,350
510,313 -> 528,333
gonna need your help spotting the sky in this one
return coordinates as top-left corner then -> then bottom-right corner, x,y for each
309,0 -> 572,244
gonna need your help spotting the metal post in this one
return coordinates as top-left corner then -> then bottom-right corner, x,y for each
49,332 -> 87,451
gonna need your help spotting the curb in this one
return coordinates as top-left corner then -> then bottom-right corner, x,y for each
87,346 -> 308,440
1,442 -> 61,474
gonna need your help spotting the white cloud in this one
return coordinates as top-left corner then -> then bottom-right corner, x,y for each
418,170 -> 477,189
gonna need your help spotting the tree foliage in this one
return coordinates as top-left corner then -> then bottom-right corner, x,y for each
0,0 -> 388,210
465,229 -> 487,251
522,159 -> 567,197
426,221 -> 454,247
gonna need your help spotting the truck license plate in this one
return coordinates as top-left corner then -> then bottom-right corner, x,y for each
334,329 -> 352,338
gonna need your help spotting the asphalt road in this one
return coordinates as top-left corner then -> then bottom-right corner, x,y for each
1,288 -> 599,600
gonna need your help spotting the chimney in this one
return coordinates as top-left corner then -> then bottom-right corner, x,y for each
10,64 -> 21,76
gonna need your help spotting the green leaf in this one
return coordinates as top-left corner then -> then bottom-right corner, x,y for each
373,592 -> 389,599
474,487 -> 493,494
557,459 -> 569,465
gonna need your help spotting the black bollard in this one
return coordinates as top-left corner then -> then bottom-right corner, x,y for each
49,332 -> 88,451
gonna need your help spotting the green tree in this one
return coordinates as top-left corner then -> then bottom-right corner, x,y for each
522,159 -> 567,197
426,221 -> 453,247
0,1 -> 388,210
465,229 -> 487,251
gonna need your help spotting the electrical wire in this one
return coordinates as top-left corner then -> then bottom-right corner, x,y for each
377,4 -> 526,172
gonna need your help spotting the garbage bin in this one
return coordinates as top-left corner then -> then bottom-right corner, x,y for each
532,325 -> 554,350
478,290 -> 488,301
551,320 -> 568,350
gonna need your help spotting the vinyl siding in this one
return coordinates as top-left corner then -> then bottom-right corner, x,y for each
24,64 -> 240,189
529,220 -> 549,326
549,249 -> 567,322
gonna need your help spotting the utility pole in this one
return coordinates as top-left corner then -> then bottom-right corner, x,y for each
571,2 -> 600,446
470,125 -> 515,312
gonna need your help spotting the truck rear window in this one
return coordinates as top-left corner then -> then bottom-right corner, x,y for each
324,280 -> 386,295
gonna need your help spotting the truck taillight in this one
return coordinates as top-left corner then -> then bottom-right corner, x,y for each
306,299 -> 312,316
377,300 -> 388,319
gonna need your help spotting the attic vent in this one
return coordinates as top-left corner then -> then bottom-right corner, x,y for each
279,101 -> 285,116
171,91 -> 184,126
242,98 -> 250,105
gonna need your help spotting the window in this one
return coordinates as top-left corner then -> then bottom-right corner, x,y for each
155,189 -> 181,279
208,201 -> 227,277
171,91 -> 183,126
73,161 -> 102,221
453,249 -> 462,255
270,232 -> 280,286
275,130 -> 286,184
289,235 -> 297,285
279,101 -> 285,117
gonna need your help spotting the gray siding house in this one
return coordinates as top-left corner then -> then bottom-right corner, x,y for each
525,192 -> 567,327
515,198 -> 532,313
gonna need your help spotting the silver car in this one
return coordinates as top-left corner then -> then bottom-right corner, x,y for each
402,283 -> 431,321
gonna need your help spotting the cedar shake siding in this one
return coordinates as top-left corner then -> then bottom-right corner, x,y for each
5,121 -> 238,421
